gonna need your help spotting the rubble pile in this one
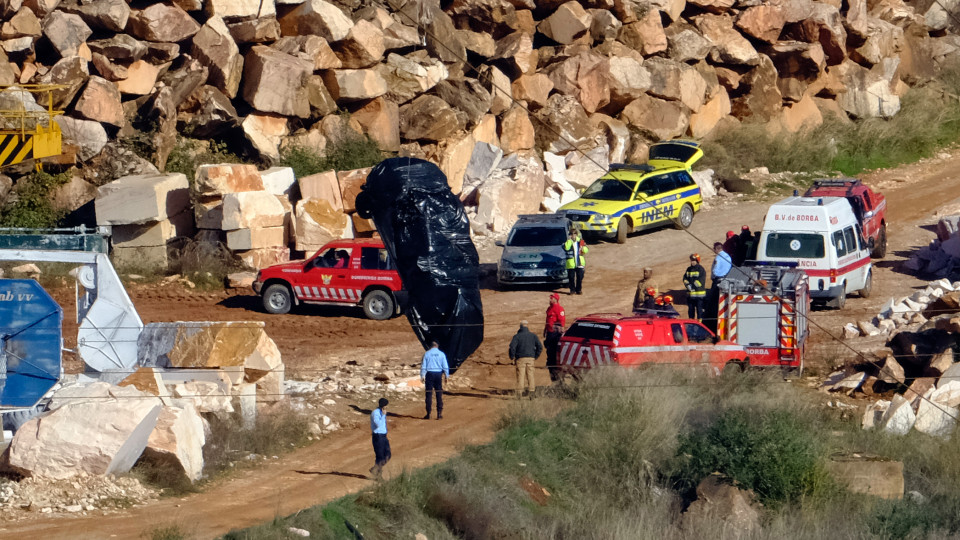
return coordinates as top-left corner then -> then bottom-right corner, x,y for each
903,215 -> 960,278
831,279 -> 960,439
0,474 -> 158,516
841,278 -> 960,339
0,0 -> 951,266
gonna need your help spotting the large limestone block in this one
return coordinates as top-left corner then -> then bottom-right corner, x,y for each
192,16 -> 244,99
533,94 -> 597,154
4,6 -> 42,39
244,330 -> 283,393
796,2 -> 846,65
71,0 -> 130,32
112,209 -> 195,247
621,94 -> 689,141
237,246 -> 291,269
440,131 -> 476,195
334,19 -> 385,69
492,32 -> 537,74
242,113 -> 289,162
138,321 -> 267,369
538,1 -> 591,45
195,163 -> 264,197
695,14 -> 760,66
607,56 -> 651,109
74,76 -> 123,127
914,398 -> 958,439
221,191 -> 286,230
834,59 -> 900,119
228,16 -> 282,44
116,60 -> 161,95
253,367 -> 284,402
666,26 -> 713,63
351,96 -> 400,152
825,457 -> 903,499
294,198 -> 351,252
226,226 -> 285,250
96,173 -> 189,226
878,394 -> 916,435
500,106 -> 535,154
127,3 -> 200,43
206,0 -> 275,19
434,77 -> 493,127
172,381 -> 234,415
195,199 -> 223,229
118,366 -> 166,396
144,404 -> 205,483
260,166 -> 298,197
688,87 -> 731,138
278,0 -> 353,42
43,11 -> 92,58
731,55 -> 782,121
736,4 -> 786,43
299,170 -> 342,210
399,95 -> 463,142
39,56 -> 89,108
475,156 -> 546,233
322,68 -> 387,102
377,52 -> 448,105
54,116 -> 107,162
8,386 -> 162,479
619,10 -> 667,56
645,57 -> 706,112
242,45 -> 311,117
337,168 -> 370,213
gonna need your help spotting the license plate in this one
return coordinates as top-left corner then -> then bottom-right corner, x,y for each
521,269 -> 549,277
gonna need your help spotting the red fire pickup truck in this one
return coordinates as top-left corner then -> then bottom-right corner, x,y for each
252,238 -> 404,320
804,178 -> 887,258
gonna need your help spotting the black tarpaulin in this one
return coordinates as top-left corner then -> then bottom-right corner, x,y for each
356,157 -> 483,373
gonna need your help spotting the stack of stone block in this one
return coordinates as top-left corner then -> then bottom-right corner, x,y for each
94,173 -> 195,269
294,167 -> 376,255
194,164 -> 294,269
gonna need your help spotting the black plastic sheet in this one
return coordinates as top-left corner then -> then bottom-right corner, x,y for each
356,157 -> 484,373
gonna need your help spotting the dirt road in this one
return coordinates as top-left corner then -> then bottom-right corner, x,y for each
5,148 -> 960,538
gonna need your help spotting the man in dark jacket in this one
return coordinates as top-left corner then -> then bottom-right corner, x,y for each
736,225 -> 754,265
683,253 -> 707,320
509,321 -> 543,397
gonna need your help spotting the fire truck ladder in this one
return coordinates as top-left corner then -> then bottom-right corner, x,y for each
0,85 -> 64,169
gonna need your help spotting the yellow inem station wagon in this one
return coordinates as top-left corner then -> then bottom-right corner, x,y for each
558,140 -> 705,243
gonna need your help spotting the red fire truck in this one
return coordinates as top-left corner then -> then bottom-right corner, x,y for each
252,238 -> 405,320
716,263 -> 810,375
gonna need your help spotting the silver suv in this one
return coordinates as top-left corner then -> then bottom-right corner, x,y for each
496,214 -> 572,288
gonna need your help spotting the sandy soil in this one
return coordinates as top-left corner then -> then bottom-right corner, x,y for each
4,147 -> 960,539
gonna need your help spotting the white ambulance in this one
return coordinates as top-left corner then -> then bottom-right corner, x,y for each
756,196 -> 872,308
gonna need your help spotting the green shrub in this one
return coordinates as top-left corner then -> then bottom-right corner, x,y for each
141,524 -> 189,540
165,138 -> 243,181
869,496 -> 960,540
280,124 -> 383,177
0,170 -> 71,228
672,407 -> 828,507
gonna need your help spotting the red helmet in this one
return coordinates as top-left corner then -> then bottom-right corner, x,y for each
663,295 -> 673,304
655,296 -> 664,305
726,231 -> 736,239
690,253 -> 700,262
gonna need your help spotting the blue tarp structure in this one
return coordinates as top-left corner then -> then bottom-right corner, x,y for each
0,280 -> 62,409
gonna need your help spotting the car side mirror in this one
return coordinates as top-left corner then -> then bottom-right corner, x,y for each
495,240 -> 504,247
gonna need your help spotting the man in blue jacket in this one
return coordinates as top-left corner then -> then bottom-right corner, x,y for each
420,341 -> 449,419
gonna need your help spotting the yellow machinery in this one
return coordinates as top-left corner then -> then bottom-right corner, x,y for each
0,85 -> 63,169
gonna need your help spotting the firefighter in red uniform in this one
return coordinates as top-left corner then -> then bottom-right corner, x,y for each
544,293 -> 566,382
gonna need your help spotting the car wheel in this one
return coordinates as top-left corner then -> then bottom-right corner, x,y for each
675,203 -> 694,230
722,361 -> 743,377
616,218 -> 629,244
860,269 -> 872,299
872,223 -> 887,259
362,289 -> 395,320
835,285 -> 847,309
263,284 -> 292,314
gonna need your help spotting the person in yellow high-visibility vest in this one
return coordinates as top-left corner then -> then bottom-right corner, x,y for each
683,253 -> 707,320
562,229 -> 588,295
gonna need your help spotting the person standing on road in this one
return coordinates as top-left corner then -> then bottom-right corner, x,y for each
736,225 -> 754,265
563,229 -> 588,295
509,320 -> 543,397
683,253 -> 707,320
711,242 -> 732,287
631,267 -> 655,312
723,230 -> 739,261
420,341 -> 449,420
369,397 -> 391,479
544,293 -> 566,383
